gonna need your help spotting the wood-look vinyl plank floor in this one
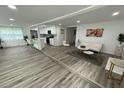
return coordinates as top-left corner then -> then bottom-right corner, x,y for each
0,46 -> 99,88
42,45 -> 124,88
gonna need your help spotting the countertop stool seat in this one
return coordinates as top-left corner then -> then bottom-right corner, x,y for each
105,57 -> 124,85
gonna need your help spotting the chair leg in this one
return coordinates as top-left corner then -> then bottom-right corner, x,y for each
118,72 -> 124,85
107,63 -> 124,85
107,63 -> 114,79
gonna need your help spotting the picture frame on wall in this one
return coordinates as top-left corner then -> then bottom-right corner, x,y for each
30,30 -> 38,39
86,28 -> 104,37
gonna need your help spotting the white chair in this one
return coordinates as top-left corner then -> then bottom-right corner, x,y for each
105,57 -> 124,85
77,41 -> 102,53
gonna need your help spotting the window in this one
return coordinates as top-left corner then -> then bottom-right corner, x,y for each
0,27 -> 23,40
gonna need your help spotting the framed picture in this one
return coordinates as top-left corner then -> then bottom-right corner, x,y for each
86,28 -> 104,37
30,30 -> 38,38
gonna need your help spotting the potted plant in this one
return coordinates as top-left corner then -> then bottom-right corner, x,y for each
0,38 -> 3,49
23,35 -> 29,46
118,33 -> 124,44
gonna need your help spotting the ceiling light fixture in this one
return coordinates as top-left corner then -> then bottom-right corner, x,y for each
77,20 -> 80,23
9,18 -> 15,21
112,12 -> 119,16
59,23 -> 61,26
10,24 -> 13,26
8,5 -> 16,9
43,25 -> 46,27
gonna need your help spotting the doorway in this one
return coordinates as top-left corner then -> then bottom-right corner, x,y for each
65,27 -> 77,46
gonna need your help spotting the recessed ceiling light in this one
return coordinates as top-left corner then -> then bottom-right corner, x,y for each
43,25 -> 46,27
77,20 -> 80,23
10,24 -> 13,26
8,5 -> 16,9
9,18 -> 15,21
59,23 -> 61,26
112,12 -> 119,16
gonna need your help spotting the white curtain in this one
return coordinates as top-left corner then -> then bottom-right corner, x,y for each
0,26 -> 25,47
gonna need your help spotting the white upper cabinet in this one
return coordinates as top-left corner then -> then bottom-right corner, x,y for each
40,28 -> 46,34
39,25 -> 57,34
46,26 -> 57,34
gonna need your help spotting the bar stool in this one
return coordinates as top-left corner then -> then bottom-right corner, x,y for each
105,57 -> 124,85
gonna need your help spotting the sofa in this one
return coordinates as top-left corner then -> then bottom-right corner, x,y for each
77,41 -> 102,53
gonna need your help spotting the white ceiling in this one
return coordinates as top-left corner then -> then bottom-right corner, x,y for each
1,5 -> 124,27
46,5 -> 124,27
0,5 -> 89,27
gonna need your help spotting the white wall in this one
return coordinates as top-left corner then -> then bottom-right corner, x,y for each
56,26 -> 66,46
3,40 -> 25,47
76,20 -> 124,54
24,27 -> 31,39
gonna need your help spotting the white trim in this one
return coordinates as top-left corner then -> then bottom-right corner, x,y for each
29,5 -> 106,28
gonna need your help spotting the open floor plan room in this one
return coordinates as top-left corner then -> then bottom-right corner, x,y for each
0,5 -> 124,88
